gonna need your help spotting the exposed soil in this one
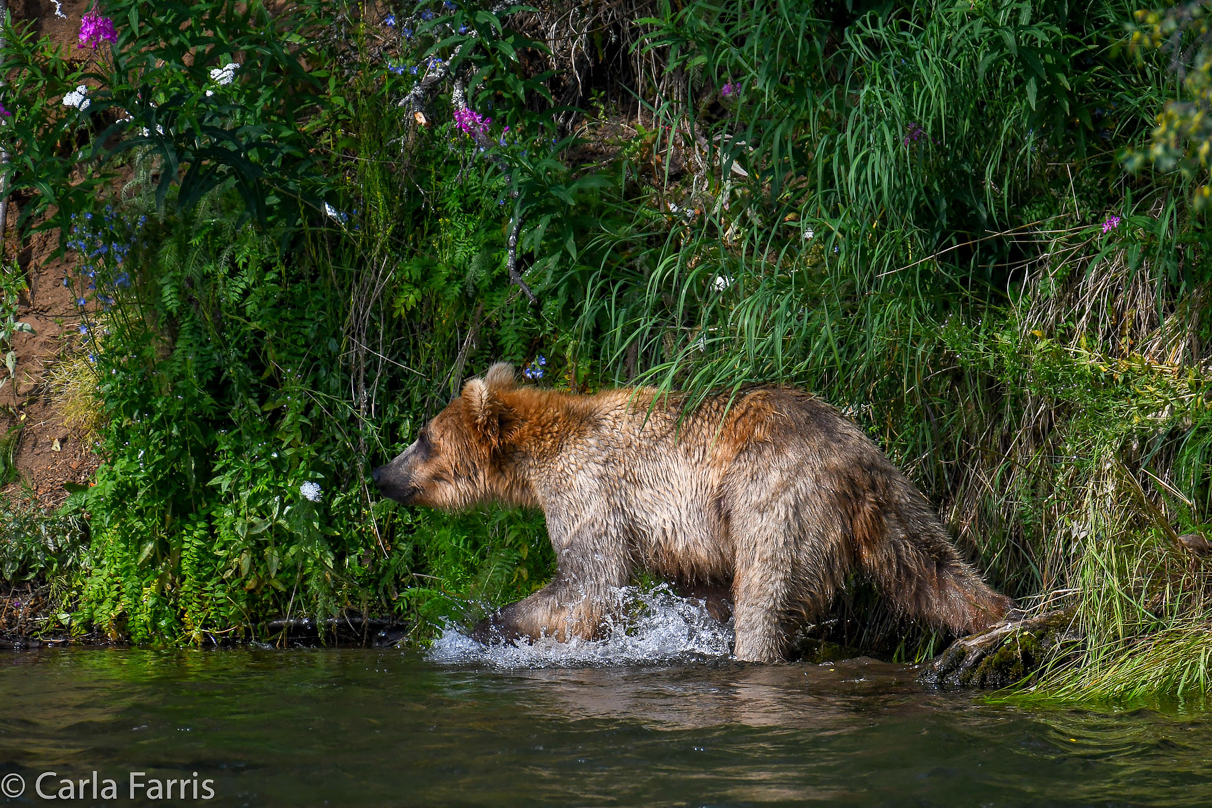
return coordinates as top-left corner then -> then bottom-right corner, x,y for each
1,0 -> 103,509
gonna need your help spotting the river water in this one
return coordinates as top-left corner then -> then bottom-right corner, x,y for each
1,594 -> 1210,806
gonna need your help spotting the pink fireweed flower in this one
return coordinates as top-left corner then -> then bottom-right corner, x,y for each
453,107 -> 491,137
0,103 -> 10,118
1101,215 -> 1121,234
78,10 -> 117,49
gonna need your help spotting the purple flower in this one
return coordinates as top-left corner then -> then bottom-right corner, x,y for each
453,107 -> 491,137
721,82 -> 739,97
78,11 -> 118,49
903,122 -> 925,146
0,103 -> 10,118
1101,215 -> 1121,234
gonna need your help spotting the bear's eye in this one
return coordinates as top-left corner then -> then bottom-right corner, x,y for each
416,429 -> 434,458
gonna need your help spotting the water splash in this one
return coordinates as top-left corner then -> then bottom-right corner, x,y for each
426,585 -> 734,668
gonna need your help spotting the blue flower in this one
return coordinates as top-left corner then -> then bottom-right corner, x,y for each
385,13 -> 396,26
79,324 -> 89,334
523,356 -> 547,380
77,298 -> 87,307
421,10 -> 434,20
403,26 -> 413,38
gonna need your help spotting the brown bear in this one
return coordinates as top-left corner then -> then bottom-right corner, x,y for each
372,363 -> 1012,662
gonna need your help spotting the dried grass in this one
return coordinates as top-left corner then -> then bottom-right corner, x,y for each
47,350 -> 103,443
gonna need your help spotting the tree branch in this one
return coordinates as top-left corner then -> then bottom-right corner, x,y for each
506,199 -> 534,304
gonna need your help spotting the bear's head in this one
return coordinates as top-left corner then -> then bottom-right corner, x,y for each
372,362 -> 527,510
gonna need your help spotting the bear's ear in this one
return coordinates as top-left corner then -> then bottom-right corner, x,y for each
461,377 -> 505,445
484,362 -> 516,390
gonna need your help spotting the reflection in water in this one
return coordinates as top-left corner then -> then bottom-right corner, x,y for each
0,648 -> 1210,807
510,659 -> 913,731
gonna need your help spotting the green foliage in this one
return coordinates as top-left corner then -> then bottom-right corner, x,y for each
1128,1 -> 1212,208
0,18 -> 110,237
0,498 -> 87,588
0,260 -> 33,403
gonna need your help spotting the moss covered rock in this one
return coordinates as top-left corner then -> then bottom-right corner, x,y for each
920,609 -> 1078,689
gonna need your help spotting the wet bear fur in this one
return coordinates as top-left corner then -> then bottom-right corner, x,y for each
372,363 -> 1012,662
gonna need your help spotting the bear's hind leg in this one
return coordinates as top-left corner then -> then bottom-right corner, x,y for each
730,495 -> 850,663
731,567 -> 787,663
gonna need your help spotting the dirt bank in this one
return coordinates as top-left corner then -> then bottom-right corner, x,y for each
1,0 -> 102,509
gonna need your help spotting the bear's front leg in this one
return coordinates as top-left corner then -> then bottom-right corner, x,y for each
472,577 -> 612,643
473,510 -> 632,645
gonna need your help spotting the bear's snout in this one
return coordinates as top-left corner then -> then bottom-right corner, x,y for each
371,461 -> 419,504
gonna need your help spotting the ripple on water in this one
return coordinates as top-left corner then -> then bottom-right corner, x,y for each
426,585 -> 735,668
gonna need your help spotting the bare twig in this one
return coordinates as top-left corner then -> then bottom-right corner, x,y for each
506,199 -> 535,304
877,220 -> 1088,278
440,302 -> 484,398
346,335 -> 425,376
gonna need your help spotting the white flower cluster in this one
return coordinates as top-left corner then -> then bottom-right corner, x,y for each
62,85 -> 90,111
323,202 -> 349,225
300,482 -> 322,503
713,275 -> 733,291
209,63 -> 240,86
